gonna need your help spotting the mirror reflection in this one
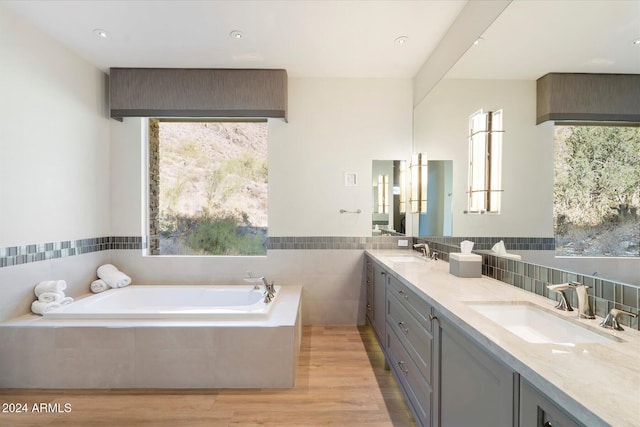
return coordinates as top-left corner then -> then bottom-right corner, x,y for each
372,160 -> 405,236
413,0 -> 639,286
419,160 -> 453,237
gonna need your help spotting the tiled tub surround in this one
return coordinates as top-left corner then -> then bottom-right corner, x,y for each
415,237 -> 640,330
366,250 -> 640,427
0,235 -> 410,326
0,286 -> 302,388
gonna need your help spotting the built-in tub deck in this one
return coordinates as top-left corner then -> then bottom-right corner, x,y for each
0,286 -> 302,389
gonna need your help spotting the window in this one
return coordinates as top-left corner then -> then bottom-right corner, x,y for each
554,124 -> 640,257
148,119 -> 268,256
467,109 -> 503,213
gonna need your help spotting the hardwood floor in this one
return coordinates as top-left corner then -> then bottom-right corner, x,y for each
0,326 -> 416,426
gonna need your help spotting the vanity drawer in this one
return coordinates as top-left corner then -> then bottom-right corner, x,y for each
387,275 -> 433,333
387,293 -> 433,383
387,327 -> 432,427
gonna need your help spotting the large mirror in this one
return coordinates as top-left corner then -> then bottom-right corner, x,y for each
414,0 -> 640,286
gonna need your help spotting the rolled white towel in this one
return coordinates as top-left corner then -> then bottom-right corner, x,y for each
34,280 -> 67,298
97,264 -> 131,288
90,279 -> 109,293
59,296 -> 74,305
38,291 -> 66,303
31,300 -> 61,315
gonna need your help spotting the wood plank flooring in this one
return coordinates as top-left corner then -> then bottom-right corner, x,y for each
0,326 -> 416,426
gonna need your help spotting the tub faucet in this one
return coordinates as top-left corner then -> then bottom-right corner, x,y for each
600,308 -> 637,331
244,273 -> 276,303
244,273 -> 268,292
546,283 -> 574,312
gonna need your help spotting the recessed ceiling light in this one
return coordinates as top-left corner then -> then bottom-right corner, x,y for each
93,29 -> 109,38
394,36 -> 408,45
230,30 -> 244,40
473,37 -> 484,46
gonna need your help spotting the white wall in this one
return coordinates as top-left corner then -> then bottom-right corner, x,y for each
413,78 -> 554,237
269,78 -> 413,236
0,5 -> 112,320
0,6 -> 110,247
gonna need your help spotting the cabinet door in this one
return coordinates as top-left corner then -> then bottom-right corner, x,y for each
365,258 -> 374,325
373,265 -> 389,343
520,378 -> 582,427
372,263 -> 387,343
436,317 -> 515,427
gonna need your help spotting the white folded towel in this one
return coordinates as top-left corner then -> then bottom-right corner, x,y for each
31,300 -> 61,315
97,264 -> 131,288
38,291 -> 66,303
34,280 -> 67,297
59,296 -> 74,305
90,279 -> 109,293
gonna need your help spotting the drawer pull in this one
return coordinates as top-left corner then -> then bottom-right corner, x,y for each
397,360 -> 409,374
398,321 -> 409,333
398,289 -> 409,300
429,314 -> 438,321
543,422 -> 552,427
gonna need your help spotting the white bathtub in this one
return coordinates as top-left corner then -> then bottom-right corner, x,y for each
43,285 -> 280,320
1,286 -> 302,388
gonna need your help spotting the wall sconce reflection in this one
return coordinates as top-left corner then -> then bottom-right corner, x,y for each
410,153 -> 427,213
377,174 -> 389,213
399,160 -> 407,214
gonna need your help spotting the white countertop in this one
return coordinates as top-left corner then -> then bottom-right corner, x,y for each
366,250 -> 640,427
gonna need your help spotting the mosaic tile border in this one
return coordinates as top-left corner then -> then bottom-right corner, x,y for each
0,235 -> 410,268
267,236 -> 410,250
0,237 -> 143,268
416,237 -> 640,330
421,236 -> 556,251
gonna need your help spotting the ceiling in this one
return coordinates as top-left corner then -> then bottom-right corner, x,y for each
0,0 -> 466,78
447,0 -> 640,80
2,0 -> 638,80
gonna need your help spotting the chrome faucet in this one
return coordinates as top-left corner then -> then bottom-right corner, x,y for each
600,308 -> 637,331
413,243 -> 430,258
244,273 -> 276,303
547,282 -> 595,319
568,282 -> 595,319
546,283 -> 574,312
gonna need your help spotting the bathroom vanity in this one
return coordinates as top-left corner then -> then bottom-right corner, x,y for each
364,250 -> 639,427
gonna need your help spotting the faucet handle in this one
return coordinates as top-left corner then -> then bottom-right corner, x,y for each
600,308 -> 638,331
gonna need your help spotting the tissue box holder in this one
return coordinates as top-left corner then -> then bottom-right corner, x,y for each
449,253 -> 482,278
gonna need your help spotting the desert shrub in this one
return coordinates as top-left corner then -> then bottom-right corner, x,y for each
181,212 -> 266,255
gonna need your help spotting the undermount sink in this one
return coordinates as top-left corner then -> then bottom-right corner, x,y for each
387,256 -> 423,263
467,302 -> 620,345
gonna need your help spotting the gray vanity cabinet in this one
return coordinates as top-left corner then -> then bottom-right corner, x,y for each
434,314 -> 516,427
520,378 -> 581,427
